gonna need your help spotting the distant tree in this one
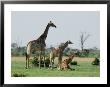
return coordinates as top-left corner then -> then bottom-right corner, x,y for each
11,43 -> 18,49
92,47 -> 98,50
49,47 -> 55,50
80,32 -> 90,51
65,47 -> 70,52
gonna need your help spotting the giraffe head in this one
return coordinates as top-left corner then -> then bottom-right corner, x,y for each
68,40 -> 73,44
48,21 -> 56,28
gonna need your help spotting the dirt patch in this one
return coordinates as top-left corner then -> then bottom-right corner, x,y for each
62,57 -> 95,62
12,56 -> 95,63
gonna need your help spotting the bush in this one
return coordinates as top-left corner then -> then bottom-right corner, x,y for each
13,73 -> 26,77
70,61 -> 77,65
31,56 -> 39,66
31,56 -> 50,67
92,58 -> 100,65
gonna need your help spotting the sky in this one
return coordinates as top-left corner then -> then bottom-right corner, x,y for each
11,11 -> 100,49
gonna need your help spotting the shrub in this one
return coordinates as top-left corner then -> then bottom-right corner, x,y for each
13,73 -> 26,77
70,61 -> 77,65
31,56 -> 50,67
31,56 -> 39,66
92,58 -> 100,65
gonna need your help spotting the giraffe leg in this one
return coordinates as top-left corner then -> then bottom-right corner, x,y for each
28,58 -> 29,68
52,59 -> 54,69
59,61 -> 62,70
43,50 -> 46,68
50,59 -> 53,69
60,55 -> 63,70
49,58 -> 52,68
53,59 -> 55,68
26,57 -> 27,69
50,57 -> 54,69
49,53 -> 52,69
39,52 -> 41,69
57,59 -> 61,70
25,53 -> 28,69
58,54 -> 62,70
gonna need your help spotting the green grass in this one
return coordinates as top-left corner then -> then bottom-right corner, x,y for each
11,57 -> 100,77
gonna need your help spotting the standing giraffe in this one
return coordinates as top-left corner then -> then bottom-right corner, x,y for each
49,40 -> 73,70
25,21 -> 56,69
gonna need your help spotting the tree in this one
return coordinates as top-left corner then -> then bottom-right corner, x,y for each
80,32 -> 90,51
11,43 -> 18,49
92,47 -> 98,50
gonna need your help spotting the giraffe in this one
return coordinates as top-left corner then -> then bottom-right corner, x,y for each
25,21 -> 56,69
49,40 -> 73,70
60,53 -> 75,70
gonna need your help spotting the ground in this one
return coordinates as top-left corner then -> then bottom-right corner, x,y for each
11,57 -> 100,77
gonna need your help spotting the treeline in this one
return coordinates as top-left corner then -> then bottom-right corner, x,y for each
11,47 -> 100,58
11,43 -> 100,58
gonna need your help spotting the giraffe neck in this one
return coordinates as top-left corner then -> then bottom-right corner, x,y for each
37,24 -> 50,41
61,41 -> 68,51
43,24 -> 50,40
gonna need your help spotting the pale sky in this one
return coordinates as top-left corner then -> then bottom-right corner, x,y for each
11,11 -> 100,49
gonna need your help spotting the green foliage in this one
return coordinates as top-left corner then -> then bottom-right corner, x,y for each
31,56 -> 39,66
13,72 -> 26,77
78,53 -> 87,57
70,61 -> 77,65
11,46 -> 26,57
63,52 -> 69,57
31,56 -> 50,67
11,44 -> 100,59
88,53 -> 100,58
11,46 -> 51,57
92,58 -> 100,65
77,52 -> 100,58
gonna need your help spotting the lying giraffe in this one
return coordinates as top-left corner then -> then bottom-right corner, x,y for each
49,40 -> 73,70
60,54 -> 75,70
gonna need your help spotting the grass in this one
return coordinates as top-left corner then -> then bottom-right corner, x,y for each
11,57 -> 100,77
